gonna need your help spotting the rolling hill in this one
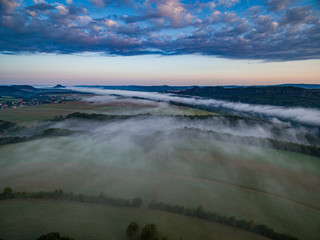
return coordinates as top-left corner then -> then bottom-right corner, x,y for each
178,86 -> 320,108
0,85 -> 84,98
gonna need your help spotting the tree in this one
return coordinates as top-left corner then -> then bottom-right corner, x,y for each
141,223 -> 157,240
98,192 -> 105,199
132,197 -> 143,207
37,232 -> 75,240
126,222 -> 139,239
53,189 -> 64,199
195,205 -> 204,218
1,187 -> 13,199
249,219 -> 256,230
3,187 -> 13,195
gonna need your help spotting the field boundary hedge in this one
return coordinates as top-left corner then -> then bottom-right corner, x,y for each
0,187 -> 143,208
0,187 -> 299,240
149,202 -> 298,240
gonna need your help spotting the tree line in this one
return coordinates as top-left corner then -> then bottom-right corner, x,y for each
180,127 -> 320,158
0,128 -> 83,146
0,232 -> 75,240
61,113 -> 320,157
0,187 -> 143,208
0,187 -> 299,240
1,113 -> 319,158
149,202 -> 298,240
0,222 -> 172,240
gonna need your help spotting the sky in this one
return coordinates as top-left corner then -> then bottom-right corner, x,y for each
0,0 -> 319,85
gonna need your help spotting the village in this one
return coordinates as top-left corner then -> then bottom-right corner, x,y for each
0,95 -> 70,109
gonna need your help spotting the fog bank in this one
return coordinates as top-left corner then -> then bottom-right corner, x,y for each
71,87 -> 320,126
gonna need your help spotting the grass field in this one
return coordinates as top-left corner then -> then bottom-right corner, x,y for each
0,96 -> 319,240
0,96 -> 21,103
0,199 -> 271,240
0,135 -> 319,240
0,100 -> 215,123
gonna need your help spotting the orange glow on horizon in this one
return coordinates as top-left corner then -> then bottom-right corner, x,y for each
0,54 -> 319,86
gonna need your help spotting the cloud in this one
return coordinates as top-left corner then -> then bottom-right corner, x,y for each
156,0 -> 187,26
0,0 -> 19,14
0,0 -> 319,60
33,0 -> 46,3
140,0 -> 198,27
208,10 -> 221,23
265,0 -> 295,13
253,15 -> 278,34
89,0 -> 132,8
206,1 -> 216,10
56,4 -> 69,15
245,6 -> 263,16
26,3 -> 55,11
280,6 -> 315,26
216,0 -> 240,8
102,19 -> 118,28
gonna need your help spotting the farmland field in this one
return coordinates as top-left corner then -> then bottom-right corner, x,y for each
0,199 -> 271,240
0,96 -> 21,103
0,135 -> 319,239
0,93 -> 319,240
0,97 -> 214,123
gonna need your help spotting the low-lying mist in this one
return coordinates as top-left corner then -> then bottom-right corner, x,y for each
70,87 -> 320,127
3,92 -> 319,147
1,91 -> 319,240
74,93 -> 319,147
1,112 -> 319,197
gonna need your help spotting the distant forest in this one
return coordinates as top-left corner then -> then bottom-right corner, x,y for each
178,86 -> 320,108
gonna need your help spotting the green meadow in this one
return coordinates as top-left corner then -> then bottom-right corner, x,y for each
0,135 -> 319,240
0,199 -> 271,240
0,100 -> 214,123
0,96 -> 319,240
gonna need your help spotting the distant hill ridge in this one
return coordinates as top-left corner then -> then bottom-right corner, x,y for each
0,85 -> 83,98
11,85 -> 37,91
178,86 -> 320,108
0,86 -> 34,97
275,84 -> 320,89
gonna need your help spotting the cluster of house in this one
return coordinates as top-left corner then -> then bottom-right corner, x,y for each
0,95 -> 68,109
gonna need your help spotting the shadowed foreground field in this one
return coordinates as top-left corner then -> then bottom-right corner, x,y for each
0,136 -> 319,240
0,199 -> 270,240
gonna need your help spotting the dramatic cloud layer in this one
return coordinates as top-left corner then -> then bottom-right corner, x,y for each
0,0 -> 319,60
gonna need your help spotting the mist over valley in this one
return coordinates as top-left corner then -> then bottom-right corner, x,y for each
0,86 -> 319,240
